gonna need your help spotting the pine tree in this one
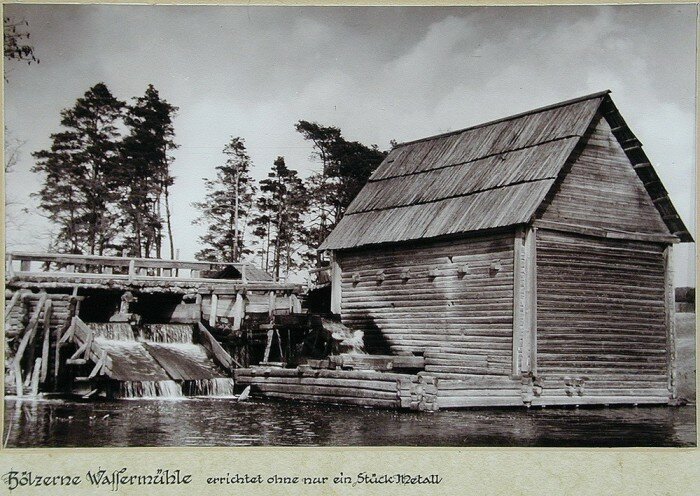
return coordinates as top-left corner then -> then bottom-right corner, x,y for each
32,83 -> 125,255
251,157 -> 308,279
118,85 -> 178,258
295,121 -> 387,259
193,137 -> 256,262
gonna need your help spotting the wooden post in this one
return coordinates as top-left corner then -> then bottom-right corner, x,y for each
512,227 -> 525,375
209,293 -> 218,327
40,299 -> 52,382
128,259 -> 136,283
528,227 -> 538,376
664,245 -> 677,399
330,251 -> 342,315
13,293 -> 48,377
290,294 -> 302,314
232,292 -> 244,331
195,294 -> 203,322
241,264 -> 247,283
513,227 -> 537,376
268,291 -> 276,318
14,362 -> 23,397
7,253 -> 14,278
30,358 -> 41,396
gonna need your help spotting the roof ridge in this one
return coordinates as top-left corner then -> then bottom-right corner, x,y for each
392,90 -> 611,149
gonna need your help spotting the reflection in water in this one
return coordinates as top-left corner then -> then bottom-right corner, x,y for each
3,397 -> 696,448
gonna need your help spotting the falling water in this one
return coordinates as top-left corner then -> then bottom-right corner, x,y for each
183,378 -> 235,397
335,330 -> 366,355
140,324 -> 194,344
322,318 -> 366,355
88,323 -> 136,341
118,380 -> 183,399
83,322 -> 233,399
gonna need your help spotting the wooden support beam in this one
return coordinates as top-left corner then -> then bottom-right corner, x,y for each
127,259 -> 136,283
30,358 -> 42,396
664,246 -> 677,399
14,362 -> 23,397
12,293 -> 48,374
4,291 -> 23,320
6,253 -> 15,278
232,292 -> 244,331
88,351 -> 107,379
512,227 -> 525,375
290,294 -> 302,314
197,321 -> 238,370
263,329 -> 274,363
268,291 -> 276,318
330,251 -> 342,315
40,299 -> 52,382
513,227 -> 537,377
209,293 -> 219,327
69,342 -> 88,361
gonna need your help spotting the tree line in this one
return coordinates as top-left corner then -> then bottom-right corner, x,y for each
33,83 -> 387,278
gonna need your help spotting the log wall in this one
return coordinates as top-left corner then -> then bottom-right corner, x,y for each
336,232 -> 516,377
539,113 -> 669,236
535,229 -> 670,403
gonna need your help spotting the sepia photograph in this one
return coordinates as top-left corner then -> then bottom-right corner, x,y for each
2,3 -> 696,450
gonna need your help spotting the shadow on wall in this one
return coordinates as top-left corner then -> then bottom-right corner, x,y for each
346,311 -> 392,356
675,287 -> 695,403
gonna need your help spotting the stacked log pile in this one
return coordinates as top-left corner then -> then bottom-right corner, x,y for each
433,375 -> 524,409
235,367 -> 424,410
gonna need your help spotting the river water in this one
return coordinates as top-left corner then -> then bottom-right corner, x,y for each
3,397 -> 695,448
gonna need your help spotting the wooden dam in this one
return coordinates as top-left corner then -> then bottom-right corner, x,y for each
4,251 -> 302,399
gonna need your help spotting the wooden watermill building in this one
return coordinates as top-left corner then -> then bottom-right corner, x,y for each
319,90 -> 693,408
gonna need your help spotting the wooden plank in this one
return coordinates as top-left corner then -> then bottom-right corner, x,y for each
8,251 -> 247,271
30,358 -> 42,396
4,291 -> 23,319
196,321 -> 236,371
513,227 -> 536,376
209,293 -> 218,327
40,299 -> 52,382
13,361 -> 23,396
12,292 -> 48,373
533,220 -> 678,244
664,245 -> 676,398
88,351 -> 107,379
512,226 -> 525,374
330,252 -> 342,314
232,292 -> 244,330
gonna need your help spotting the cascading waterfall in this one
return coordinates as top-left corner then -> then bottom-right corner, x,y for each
88,323 -> 136,341
183,378 -> 235,397
119,380 -> 183,398
87,322 -> 234,399
140,323 -> 194,343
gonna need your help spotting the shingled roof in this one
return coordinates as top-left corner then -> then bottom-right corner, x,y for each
320,91 -> 692,251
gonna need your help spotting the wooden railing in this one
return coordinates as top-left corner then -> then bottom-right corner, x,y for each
6,251 -> 251,283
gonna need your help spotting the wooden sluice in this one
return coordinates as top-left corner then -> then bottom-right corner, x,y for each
5,252 -> 303,398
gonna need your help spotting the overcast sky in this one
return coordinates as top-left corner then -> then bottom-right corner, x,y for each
4,4 -> 696,284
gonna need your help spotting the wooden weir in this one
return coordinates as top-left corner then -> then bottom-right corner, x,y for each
4,251 -> 302,398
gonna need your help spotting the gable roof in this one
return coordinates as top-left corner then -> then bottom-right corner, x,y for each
320,91 -> 692,251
